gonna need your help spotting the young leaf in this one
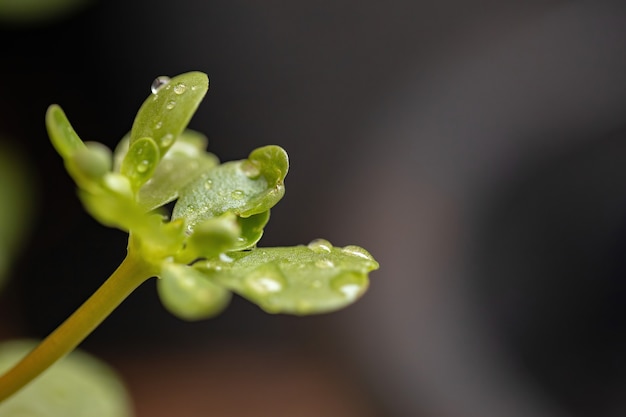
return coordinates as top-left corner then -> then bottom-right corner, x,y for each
130,72 -> 208,157
172,145 -> 288,231
45,104 -> 85,159
158,262 -> 231,321
194,240 -> 379,315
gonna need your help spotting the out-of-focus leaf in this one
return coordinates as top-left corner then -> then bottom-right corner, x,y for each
158,262 -> 231,321
0,339 -> 133,417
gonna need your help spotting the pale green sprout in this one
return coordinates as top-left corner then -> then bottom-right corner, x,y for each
0,71 -> 378,402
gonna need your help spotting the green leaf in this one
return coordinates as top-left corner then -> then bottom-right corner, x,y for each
136,130 -> 219,211
129,72 -> 208,157
45,104 -> 85,159
0,339 -> 133,417
158,262 -> 231,321
172,145 -> 288,231
234,210 -> 271,251
194,240 -> 379,315
120,137 -> 160,191
177,213 -> 241,263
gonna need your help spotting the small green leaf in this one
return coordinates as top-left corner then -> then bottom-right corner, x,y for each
45,104 -> 85,159
194,240 -> 379,315
130,72 -> 208,157
158,262 -> 231,321
177,213 -> 240,263
172,145 -> 288,231
234,210 -> 271,251
120,137 -> 160,191
136,130 -> 219,211
0,339 -> 133,417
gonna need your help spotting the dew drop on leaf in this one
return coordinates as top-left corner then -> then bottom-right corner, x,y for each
341,245 -> 375,261
331,272 -> 366,301
204,179 -> 213,190
159,134 -> 174,147
315,259 -> 335,269
165,101 -> 176,110
151,76 -> 170,94
231,190 -> 244,199
173,83 -> 187,95
245,264 -> 286,295
136,160 -> 150,173
154,121 -> 163,129
240,160 -> 261,179
307,238 -> 333,254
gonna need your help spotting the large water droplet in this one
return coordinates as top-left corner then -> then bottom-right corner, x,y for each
204,179 -> 213,190
151,76 -> 170,94
241,160 -> 261,179
160,134 -> 174,147
341,245 -> 375,261
231,190 -> 244,199
165,100 -> 176,110
308,239 -> 333,254
331,272 -> 366,301
173,82 -> 187,95
245,264 -> 286,295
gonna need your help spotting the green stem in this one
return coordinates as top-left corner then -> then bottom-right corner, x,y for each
0,251 -> 155,402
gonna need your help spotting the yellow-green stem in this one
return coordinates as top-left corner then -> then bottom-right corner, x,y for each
0,252 -> 155,402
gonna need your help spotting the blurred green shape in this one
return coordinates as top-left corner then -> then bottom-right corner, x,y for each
0,143 -> 34,290
0,0 -> 93,25
0,339 -> 133,417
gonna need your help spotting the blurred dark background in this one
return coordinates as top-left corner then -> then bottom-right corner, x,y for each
1,1 -> 626,416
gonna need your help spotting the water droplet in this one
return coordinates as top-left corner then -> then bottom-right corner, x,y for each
136,160 -> 150,173
154,121 -> 163,130
160,134 -> 174,147
245,264 -> 286,295
241,160 -> 261,179
331,272 -> 366,301
165,100 -> 176,110
308,239 -> 333,254
219,253 -> 234,263
151,76 -> 170,94
231,190 -> 244,199
204,179 -> 213,190
341,245 -> 375,261
173,82 -> 187,94
315,259 -> 335,269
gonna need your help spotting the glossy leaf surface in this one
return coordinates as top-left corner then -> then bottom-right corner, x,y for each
194,240 -> 379,315
130,72 -> 208,156
172,145 -> 288,231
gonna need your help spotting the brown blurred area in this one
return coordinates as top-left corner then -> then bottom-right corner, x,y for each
1,1 -> 626,416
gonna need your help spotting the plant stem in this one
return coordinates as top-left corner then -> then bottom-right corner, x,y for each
0,251 -> 155,402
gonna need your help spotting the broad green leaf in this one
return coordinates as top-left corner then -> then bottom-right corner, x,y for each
0,339 -> 133,417
129,72 -> 208,157
158,262 -> 231,321
172,145 -> 288,231
45,104 -> 85,159
194,240 -> 379,315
